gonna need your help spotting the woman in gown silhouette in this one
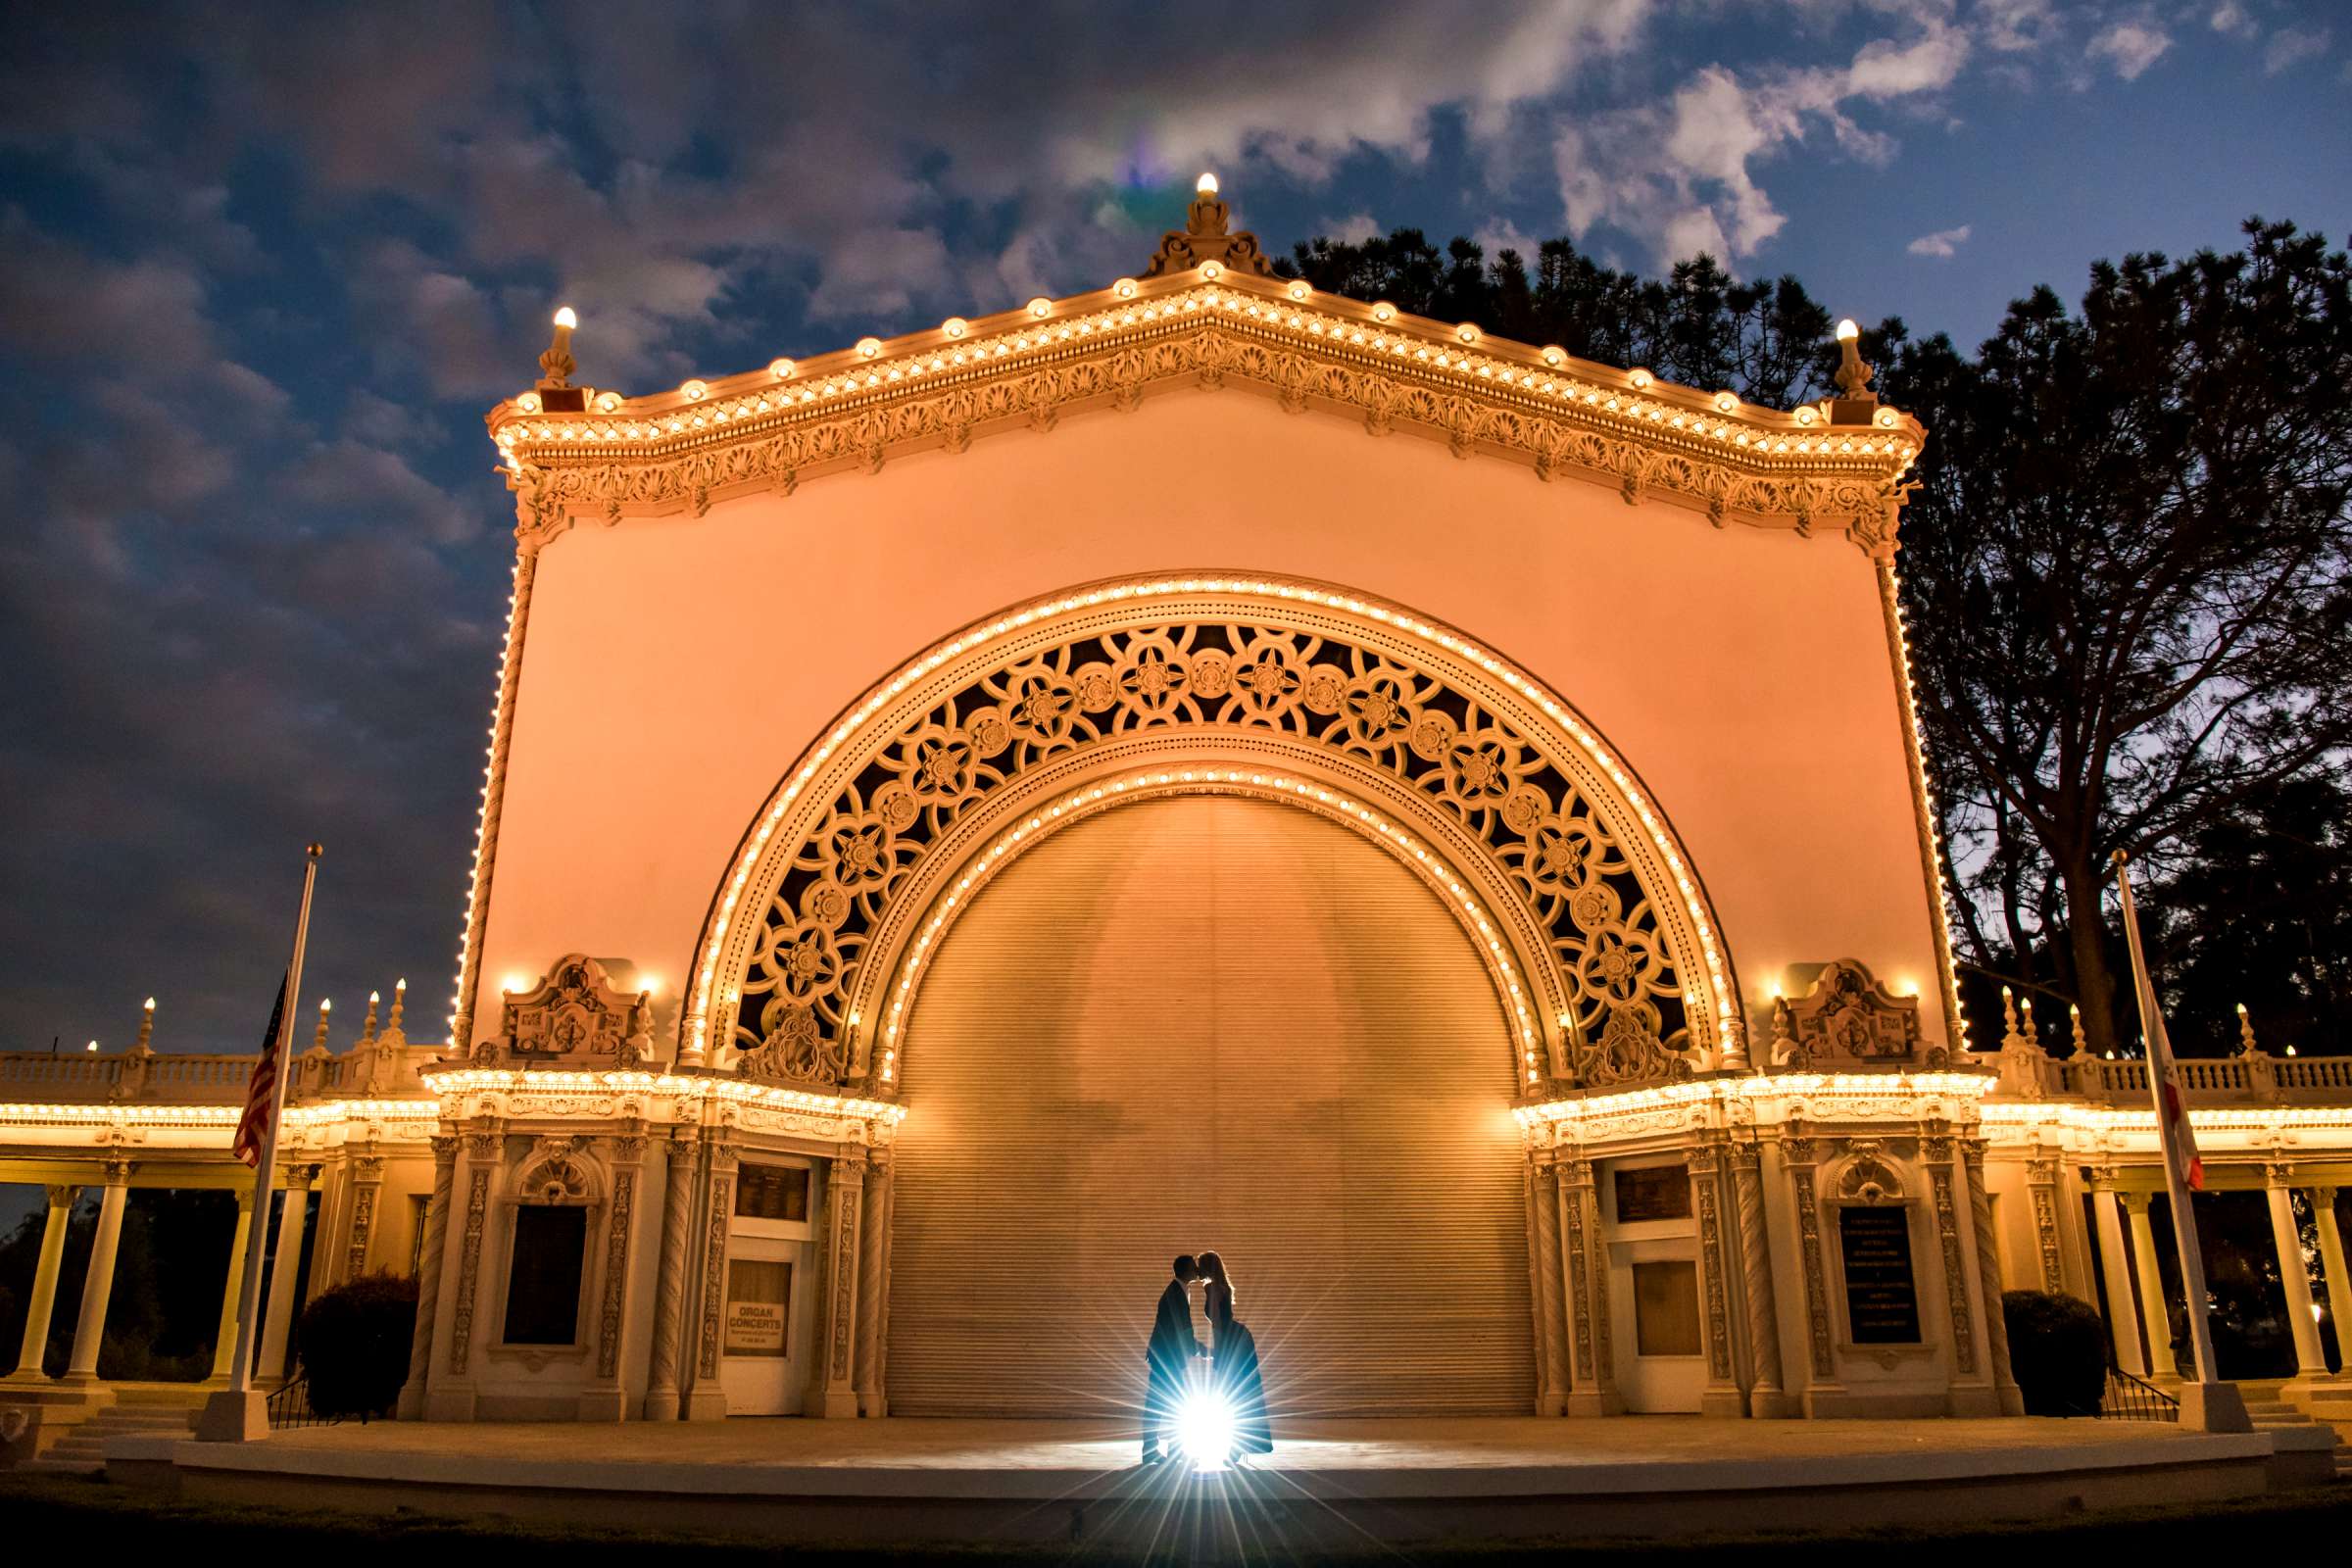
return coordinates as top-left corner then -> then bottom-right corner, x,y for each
1195,1251 -> 1273,1459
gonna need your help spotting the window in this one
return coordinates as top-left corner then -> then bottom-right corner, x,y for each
1614,1164 -> 1691,1223
736,1163 -> 810,1223
503,1205 -> 588,1345
1633,1260 -> 1701,1356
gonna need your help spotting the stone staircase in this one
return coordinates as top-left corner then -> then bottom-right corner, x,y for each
24,1386 -> 205,1473
2244,1382 -> 2352,1480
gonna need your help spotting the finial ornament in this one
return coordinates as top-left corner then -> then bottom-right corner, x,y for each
1144,173 -> 1276,278
387,977 -> 407,1038
134,997 -> 156,1054
362,990 -> 381,1045
2070,1002 -> 2087,1056
540,307 -> 577,388
312,997 -> 332,1054
1830,317 -> 1877,422
1999,984 -> 2020,1047
2235,1002 -> 2264,1057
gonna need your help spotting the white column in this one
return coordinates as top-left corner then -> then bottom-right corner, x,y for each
2123,1193 -> 2178,1379
2267,1167 -> 2328,1382
258,1166 -> 317,1382
2089,1180 -> 2147,1376
206,1190 -> 258,1383
63,1164 -> 131,1385
817,1151 -> 865,1419
2313,1190 -> 2350,1377
7,1185 -> 78,1380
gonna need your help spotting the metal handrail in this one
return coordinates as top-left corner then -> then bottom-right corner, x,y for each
264,1374 -> 339,1431
2095,1362 -> 2180,1422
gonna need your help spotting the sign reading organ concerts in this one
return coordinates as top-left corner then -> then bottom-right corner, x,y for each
724,1260 -> 792,1357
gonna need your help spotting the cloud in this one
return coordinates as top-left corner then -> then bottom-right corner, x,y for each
2263,26 -> 2331,74
2087,21 -> 2172,81
1553,19 -> 1970,265
1907,223 -> 1973,258
2207,3 -> 2258,43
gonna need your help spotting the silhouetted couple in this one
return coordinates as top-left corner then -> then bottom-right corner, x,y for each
1143,1251 -> 1273,1464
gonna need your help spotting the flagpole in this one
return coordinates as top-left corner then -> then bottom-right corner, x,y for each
200,842 -> 321,1442
2113,849 -> 2248,1433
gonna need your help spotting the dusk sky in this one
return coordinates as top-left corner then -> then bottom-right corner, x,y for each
2,0 -> 2346,1056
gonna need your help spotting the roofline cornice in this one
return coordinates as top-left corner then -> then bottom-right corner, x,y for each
487,267 -> 1925,561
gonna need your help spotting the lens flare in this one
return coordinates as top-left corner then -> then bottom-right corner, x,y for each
1175,1389 -> 1235,1469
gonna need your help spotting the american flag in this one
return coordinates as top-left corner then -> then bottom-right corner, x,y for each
231,978 -> 289,1168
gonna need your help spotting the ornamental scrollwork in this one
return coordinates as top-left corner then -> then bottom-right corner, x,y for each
732,615 -> 1696,1091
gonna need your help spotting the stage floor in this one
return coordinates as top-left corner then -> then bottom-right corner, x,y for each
110,1415 -> 2334,1549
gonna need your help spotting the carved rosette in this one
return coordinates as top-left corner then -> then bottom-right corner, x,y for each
827,1153 -> 867,1388
1783,1136 -> 1835,1381
725,608 -> 1712,1091
1686,1145 -> 1735,1384
447,1133 -> 501,1376
1924,1135 -> 1978,1377
344,1152 -> 384,1281
1554,1162 -> 1594,1383
595,1145 -> 641,1381
2027,1155 -> 2064,1293
695,1151 -> 737,1382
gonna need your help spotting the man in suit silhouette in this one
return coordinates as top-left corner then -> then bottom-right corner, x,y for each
1142,1254 -> 1203,1461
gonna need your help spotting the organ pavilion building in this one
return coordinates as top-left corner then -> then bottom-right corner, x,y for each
7,183 -> 2350,1446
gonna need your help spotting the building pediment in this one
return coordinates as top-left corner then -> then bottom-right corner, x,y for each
487,194 -> 1924,562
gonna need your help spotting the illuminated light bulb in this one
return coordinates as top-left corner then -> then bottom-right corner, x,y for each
86,1039 -> 98,1052
1027,297 -> 1053,319
595,390 -> 622,413
680,378 -> 707,401
1715,392 -> 1738,414
553,306 -> 578,331
1371,302 -> 1396,323
503,974 -> 529,995
1836,318 -> 1859,342
1541,346 -> 1565,367
1794,406 -> 1818,426
769,358 -> 796,379
1628,368 -> 1652,390
941,318 -> 967,340
857,337 -> 882,359
369,991 -> 379,1004
1287,279 -> 1311,302
1196,172 -> 1219,195
640,976 -> 661,998
1113,277 -> 1138,299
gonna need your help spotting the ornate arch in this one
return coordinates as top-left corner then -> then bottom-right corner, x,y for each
684,573 -> 1742,1095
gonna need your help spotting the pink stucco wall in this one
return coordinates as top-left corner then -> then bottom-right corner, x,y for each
472,388 -> 1945,1052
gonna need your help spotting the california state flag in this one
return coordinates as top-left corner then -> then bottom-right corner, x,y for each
2115,854 -> 2204,1192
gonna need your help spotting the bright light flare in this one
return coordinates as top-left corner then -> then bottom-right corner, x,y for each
1175,1389 -> 1236,1469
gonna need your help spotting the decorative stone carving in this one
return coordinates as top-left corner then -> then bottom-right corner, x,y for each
1731,1142 -> 1787,1412
695,1152 -> 737,1382
515,1136 -> 598,1202
1924,1143 -> 1978,1377
596,1160 -> 638,1381
448,1155 -> 495,1376
497,282 -> 1917,561
1774,959 -> 1931,1070
2027,1155 -> 2065,1293
1829,1142 -> 1905,1205
1143,182 -> 1278,278
483,954 -> 651,1068
1686,1144 -> 1736,1385
729,613 -> 1703,1089
1783,1135 -> 1836,1381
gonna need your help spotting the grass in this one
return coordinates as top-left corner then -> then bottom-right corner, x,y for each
3,1470 -> 2344,1565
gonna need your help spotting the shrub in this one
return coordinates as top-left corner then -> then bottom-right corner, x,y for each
2002,1290 -> 2110,1416
296,1271 -> 418,1420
